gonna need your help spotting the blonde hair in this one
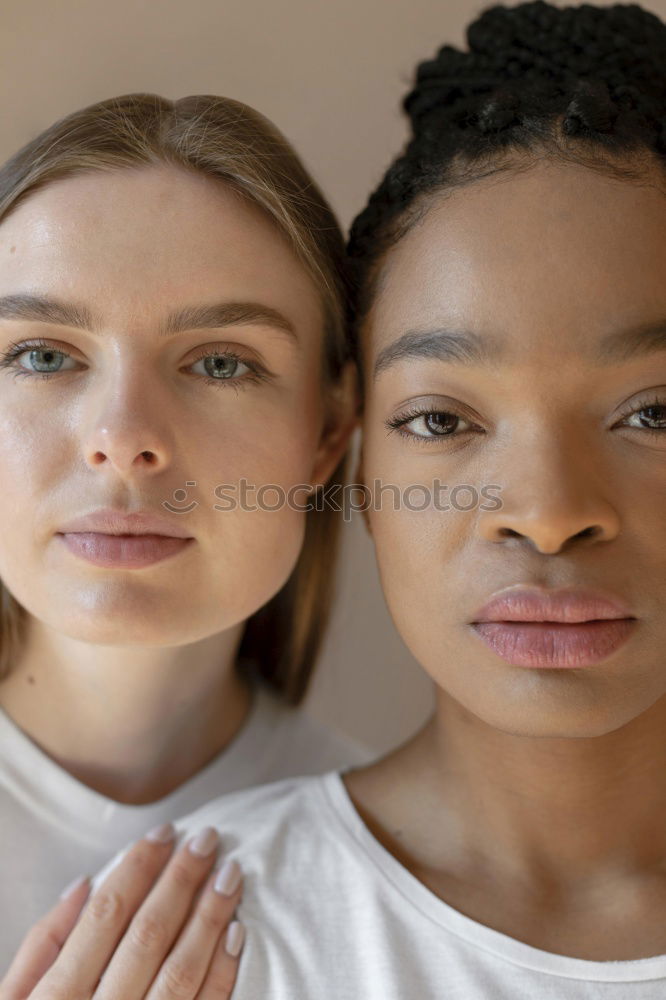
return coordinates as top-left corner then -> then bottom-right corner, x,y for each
0,92 -> 354,705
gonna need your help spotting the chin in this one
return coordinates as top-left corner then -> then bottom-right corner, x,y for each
468,695 -> 651,741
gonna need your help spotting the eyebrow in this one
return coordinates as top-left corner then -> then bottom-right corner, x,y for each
372,318 -> 666,380
0,294 -> 298,342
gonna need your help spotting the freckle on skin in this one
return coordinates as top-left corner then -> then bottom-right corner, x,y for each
27,675 -> 35,685
9,246 -> 16,253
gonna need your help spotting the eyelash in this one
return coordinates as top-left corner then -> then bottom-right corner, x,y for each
385,395 -> 666,444
615,394 -> 666,436
385,404 -> 480,445
0,338 -> 270,391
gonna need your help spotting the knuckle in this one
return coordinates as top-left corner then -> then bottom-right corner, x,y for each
86,887 -> 125,926
21,917 -> 49,948
23,910 -> 59,944
159,957 -> 200,997
33,974 -> 82,1000
123,840 -> 163,877
36,923 -> 66,958
205,964 -> 235,995
127,911 -> 170,952
195,899 -> 227,934
167,858 -> 199,891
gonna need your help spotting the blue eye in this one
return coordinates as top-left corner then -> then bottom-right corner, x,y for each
1,343 -> 75,378
188,346 -> 268,389
0,339 -> 270,390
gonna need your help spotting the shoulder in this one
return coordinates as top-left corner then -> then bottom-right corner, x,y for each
173,771 -> 330,853
172,770 -> 369,895
92,772 -> 336,891
173,772 -> 358,917
176,772 -> 375,997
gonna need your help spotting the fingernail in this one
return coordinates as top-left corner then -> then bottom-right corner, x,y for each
188,826 -> 219,857
213,859 -> 242,896
60,875 -> 89,900
145,822 -> 176,844
225,920 -> 245,957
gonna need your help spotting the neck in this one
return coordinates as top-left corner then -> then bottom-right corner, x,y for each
351,688 -> 666,899
0,616 -> 253,804
428,690 -> 666,886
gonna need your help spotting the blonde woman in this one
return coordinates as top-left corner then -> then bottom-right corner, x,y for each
0,93 -> 372,997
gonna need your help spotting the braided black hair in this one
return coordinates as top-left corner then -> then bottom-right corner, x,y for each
347,1 -> 666,344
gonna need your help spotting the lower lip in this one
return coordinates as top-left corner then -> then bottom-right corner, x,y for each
471,619 -> 637,668
57,532 -> 194,568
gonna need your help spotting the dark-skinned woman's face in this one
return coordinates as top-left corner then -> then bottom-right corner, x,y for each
360,159 -> 666,739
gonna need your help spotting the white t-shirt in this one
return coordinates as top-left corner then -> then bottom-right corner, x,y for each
0,684 -> 374,973
97,771 -> 666,999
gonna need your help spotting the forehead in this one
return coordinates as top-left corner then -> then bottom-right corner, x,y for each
0,165 -> 321,327
366,160 -> 666,368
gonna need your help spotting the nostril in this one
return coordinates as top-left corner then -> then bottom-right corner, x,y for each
573,525 -> 601,540
498,527 -> 523,539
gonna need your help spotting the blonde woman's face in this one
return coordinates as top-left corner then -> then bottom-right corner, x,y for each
360,159 -> 666,739
0,165 -> 345,646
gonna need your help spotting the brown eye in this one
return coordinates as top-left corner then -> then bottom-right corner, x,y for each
423,412 -> 459,435
635,404 -> 666,430
386,406 -> 477,442
619,397 -> 666,434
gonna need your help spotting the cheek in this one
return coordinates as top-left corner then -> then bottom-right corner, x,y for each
0,402 -> 65,554
200,401 -> 320,495
206,364 -> 325,484
628,466 -> 666,536
194,419 -> 313,496
369,507 -> 457,680
195,397 -> 320,607
207,501 -> 307,590
370,504 -> 446,609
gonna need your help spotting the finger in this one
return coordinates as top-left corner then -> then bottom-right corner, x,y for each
0,876 -> 90,1000
96,827 -> 224,999
196,919 -> 246,1000
145,860 -> 243,1000
36,823 -> 178,997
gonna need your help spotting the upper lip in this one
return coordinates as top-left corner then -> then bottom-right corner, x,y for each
57,508 -> 193,539
472,586 -> 635,624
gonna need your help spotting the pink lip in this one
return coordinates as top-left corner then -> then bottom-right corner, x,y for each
57,508 -> 193,539
57,532 -> 193,568
56,507 -> 194,569
470,587 -> 637,668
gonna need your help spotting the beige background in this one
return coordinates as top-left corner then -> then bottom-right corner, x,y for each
2,0 -> 664,755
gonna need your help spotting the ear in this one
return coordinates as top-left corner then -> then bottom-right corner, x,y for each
309,360 -> 361,489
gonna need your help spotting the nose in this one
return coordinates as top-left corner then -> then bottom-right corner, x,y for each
81,375 -> 173,477
477,435 -> 621,555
